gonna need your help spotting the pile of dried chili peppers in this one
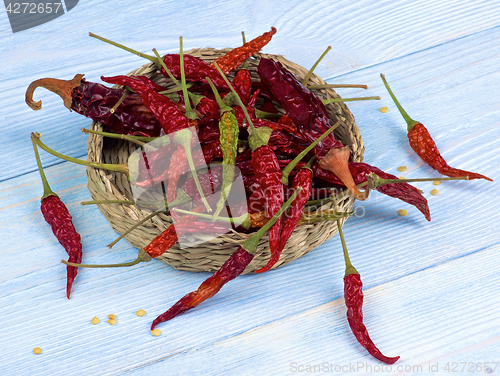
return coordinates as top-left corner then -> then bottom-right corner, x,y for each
25,28 -> 491,364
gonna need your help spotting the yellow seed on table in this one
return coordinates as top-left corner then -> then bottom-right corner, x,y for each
399,176 -> 406,179
380,106 -> 389,113
91,317 -> 100,325
107,318 -> 117,325
108,314 -> 117,320
431,189 -> 439,196
397,166 -> 407,172
136,309 -> 146,317
398,209 -> 408,217
33,347 -> 42,354
151,329 -> 161,337
433,180 -> 441,185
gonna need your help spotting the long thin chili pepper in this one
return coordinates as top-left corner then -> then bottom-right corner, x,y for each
150,188 -> 301,329
257,57 -> 366,200
254,159 -> 314,273
31,134 -> 82,299
380,74 -> 492,181
337,221 -> 400,364
25,74 -> 163,137
211,27 -> 277,75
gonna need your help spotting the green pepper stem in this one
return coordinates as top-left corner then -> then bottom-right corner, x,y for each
31,134 -> 56,199
242,188 -> 302,253
302,46 -> 331,86
337,219 -> 359,276
380,74 -> 420,131
110,89 -> 129,114
179,37 -> 198,120
173,208 -> 250,229
206,77 -> 232,113
89,32 -> 158,66
308,84 -> 368,90
282,119 -> 342,185
62,248 -> 152,268
107,209 -> 164,248
212,61 -> 262,145
322,96 -> 380,105
254,109 -> 282,119
81,128 -> 157,146
31,132 -> 129,175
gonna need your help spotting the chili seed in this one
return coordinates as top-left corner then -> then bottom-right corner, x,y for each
398,209 -> 408,216
136,309 -> 146,317
397,166 -> 407,172
431,189 -> 439,196
107,318 -> 117,325
399,176 -> 406,179
91,317 -> 100,325
151,329 -> 161,337
380,107 -> 389,113
108,314 -> 117,320
433,180 -> 441,185
33,347 -> 42,354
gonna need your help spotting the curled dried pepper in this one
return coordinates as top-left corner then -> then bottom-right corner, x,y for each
380,74 -> 492,181
25,74 -> 163,137
211,27 -> 277,75
31,133 -> 82,299
337,221 -> 400,364
150,189 -> 301,329
232,69 -> 252,104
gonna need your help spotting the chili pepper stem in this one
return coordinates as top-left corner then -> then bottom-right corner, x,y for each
242,188 -> 301,253
336,219 -> 359,276
89,32 -> 159,67
302,46 -> 331,86
179,36 -> 198,120
380,74 -> 420,131
110,90 -> 129,114
282,119 -> 342,185
62,248 -> 151,268
31,134 -> 56,199
206,77 -> 232,113
173,128 -> 212,212
81,128 -> 158,146
173,208 -> 251,230
322,96 -> 380,105
107,209 -> 164,249
25,74 -> 84,111
31,132 -> 129,176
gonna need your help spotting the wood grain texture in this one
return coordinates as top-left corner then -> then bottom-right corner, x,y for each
1,0 -> 500,375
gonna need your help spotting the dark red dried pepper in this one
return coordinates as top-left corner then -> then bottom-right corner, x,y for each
380,74 -> 492,181
25,74 -> 163,137
31,133 -> 82,299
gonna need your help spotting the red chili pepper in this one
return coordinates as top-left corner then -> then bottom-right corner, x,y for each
254,166 -> 312,273
101,75 -> 190,134
31,134 -> 82,299
232,69 -> 252,104
380,74 -> 492,181
150,189 -> 301,329
344,273 -> 400,364
211,27 -> 277,75
25,74 -> 163,137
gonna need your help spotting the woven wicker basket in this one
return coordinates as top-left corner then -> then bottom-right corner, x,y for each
86,49 -> 364,273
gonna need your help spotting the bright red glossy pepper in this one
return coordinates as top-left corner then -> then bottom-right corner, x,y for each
381,74 -> 492,181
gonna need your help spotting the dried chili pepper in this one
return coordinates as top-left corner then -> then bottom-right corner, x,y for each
31,133 -> 82,299
337,221 -> 400,364
232,69 -> 252,104
255,163 -> 313,273
380,74 -> 492,181
150,189 -> 301,329
25,74 -> 163,137
257,58 -> 366,200
211,27 -> 277,75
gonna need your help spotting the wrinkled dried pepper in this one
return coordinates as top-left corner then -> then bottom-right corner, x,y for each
380,74 -> 492,181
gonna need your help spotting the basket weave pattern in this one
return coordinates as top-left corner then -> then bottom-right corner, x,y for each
86,49 -> 364,273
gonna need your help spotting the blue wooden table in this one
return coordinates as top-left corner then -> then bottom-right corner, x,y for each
1,1 -> 499,375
